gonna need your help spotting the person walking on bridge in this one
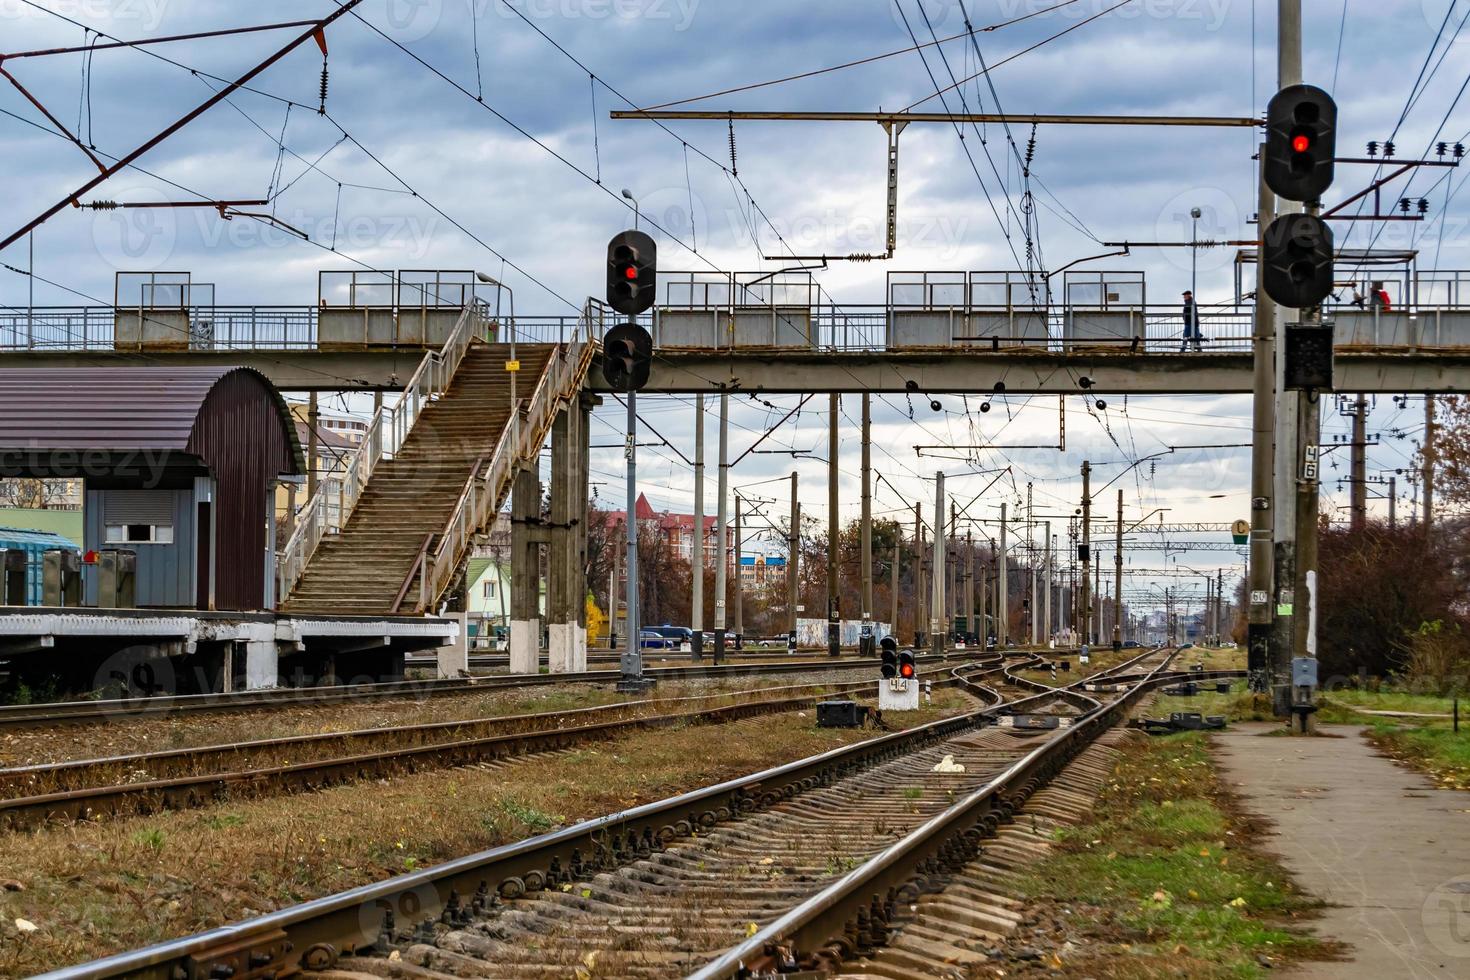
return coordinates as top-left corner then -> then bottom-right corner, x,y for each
1180,290 -> 1202,352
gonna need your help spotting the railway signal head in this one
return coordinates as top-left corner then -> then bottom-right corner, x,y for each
880,636 -> 898,679
606,229 -> 657,316
1261,213 -> 1335,309
1265,84 -> 1337,202
899,649 -> 916,680
600,321 -> 653,392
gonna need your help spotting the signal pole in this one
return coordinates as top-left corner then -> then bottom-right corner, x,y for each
691,395 -> 705,661
619,390 -> 645,690
713,392 -> 729,665
827,394 -> 840,658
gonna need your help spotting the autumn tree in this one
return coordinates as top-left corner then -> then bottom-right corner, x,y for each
1416,394 -> 1470,519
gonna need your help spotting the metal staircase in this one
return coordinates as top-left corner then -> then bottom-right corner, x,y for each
278,302 -> 598,615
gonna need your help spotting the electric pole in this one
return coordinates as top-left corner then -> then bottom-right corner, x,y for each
860,393 -> 873,656
1113,489 -> 1124,651
914,502 -> 926,646
787,471 -> 799,652
1350,395 -> 1368,531
1424,395 -> 1437,530
998,503 -> 1009,647
713,392 -> 730,665
890,536 -> 900,644
1080,461 -> 1092,647
733,493 -> 743,648
827,394 -> 840,658
931,473 -> 946,658
691,395 -> 704,661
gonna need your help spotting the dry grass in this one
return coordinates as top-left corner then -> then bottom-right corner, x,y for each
0,676 -> 889,800
0,690 -> 970,977
0,670 -> 872,769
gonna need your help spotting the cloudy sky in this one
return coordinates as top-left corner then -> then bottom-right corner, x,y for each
2,0 -> 1465,615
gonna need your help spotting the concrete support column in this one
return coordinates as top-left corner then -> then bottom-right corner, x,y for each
438,612 -> 469,679
510,466 -> 541,674
573,396 -> 592,669
244,637 -> 278,691
548,407 -> 579,673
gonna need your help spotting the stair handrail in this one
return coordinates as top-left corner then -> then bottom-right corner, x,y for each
411,300 -> 602,611
276,299 -> 491,602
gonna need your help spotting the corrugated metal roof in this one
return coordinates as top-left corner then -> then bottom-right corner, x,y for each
0,367 -> 260,451
0,526 -> 78,549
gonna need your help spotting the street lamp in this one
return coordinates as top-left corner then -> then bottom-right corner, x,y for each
475,271 -> 518,460
1189,207 -> 1202,339
621,188 -> 640,230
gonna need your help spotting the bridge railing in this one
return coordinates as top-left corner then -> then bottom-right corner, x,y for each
0,306 -> 610,351
276,300 -> 490,601
411,299 -> 603,613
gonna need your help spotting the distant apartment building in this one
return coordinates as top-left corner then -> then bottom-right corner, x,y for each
602,492 -> 733,564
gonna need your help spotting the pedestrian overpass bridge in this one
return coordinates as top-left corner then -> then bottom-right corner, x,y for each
3,267 -> 1466,394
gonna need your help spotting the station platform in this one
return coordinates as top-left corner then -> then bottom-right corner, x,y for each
0,607 -> 460,695
1213,722 -> 1470,978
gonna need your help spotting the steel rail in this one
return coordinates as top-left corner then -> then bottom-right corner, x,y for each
0,657 -> 1007,825
27,656 -> 1058,980
690,655 -> 1249,978
0,652 -> 987,730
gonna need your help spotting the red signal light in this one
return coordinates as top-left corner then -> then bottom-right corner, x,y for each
900,662 -> 915,679
623,265 -> 638,280
1292,134 -> 1311,153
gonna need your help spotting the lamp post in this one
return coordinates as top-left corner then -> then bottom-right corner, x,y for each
475,271 -> 517,454
621,188 -> 640,230
1190,205 -> 1202,314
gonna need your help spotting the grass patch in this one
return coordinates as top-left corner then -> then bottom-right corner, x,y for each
1011,730 -> 1333,979
1360,720 -> 1470,790
1152,681 -> 1277,724
0,690 -> 970,976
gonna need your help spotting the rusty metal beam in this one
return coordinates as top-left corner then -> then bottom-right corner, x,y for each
0,0 -> 363,254
612,110 -> 1261,127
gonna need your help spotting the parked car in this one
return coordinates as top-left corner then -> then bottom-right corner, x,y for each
646,625 -> 694,649
639,629 -> 676,650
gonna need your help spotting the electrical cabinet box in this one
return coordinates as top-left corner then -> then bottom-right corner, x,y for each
1292,657 -> 1319,688
816,700 -> 863,728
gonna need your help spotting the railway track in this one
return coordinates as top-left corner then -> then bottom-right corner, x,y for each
0,655 -> 1027,829
31,647 -> 1246,980
0,652 -> 988,731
